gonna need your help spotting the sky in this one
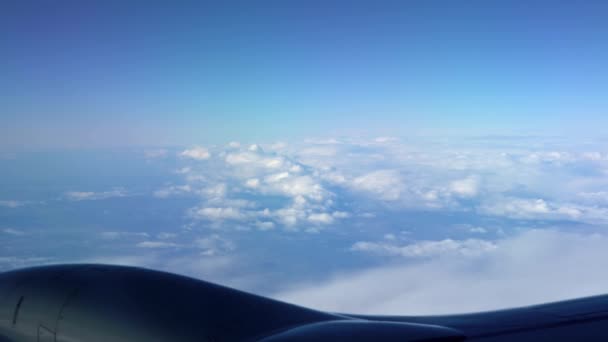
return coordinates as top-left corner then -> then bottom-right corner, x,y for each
2,1 -> 608,148
2,1 -> 608,315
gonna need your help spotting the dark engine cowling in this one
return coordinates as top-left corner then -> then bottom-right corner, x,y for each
0,265 -> 465,342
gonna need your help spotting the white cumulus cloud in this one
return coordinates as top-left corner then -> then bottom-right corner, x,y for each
350,170 -> 404,201
180,146 -> 210,160
449,176 -> 479,198
190,207 -> 246,221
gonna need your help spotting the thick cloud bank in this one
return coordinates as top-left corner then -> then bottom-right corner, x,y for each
276,230 -> 608,315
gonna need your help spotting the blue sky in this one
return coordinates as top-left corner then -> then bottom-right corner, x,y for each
2,1 -> 608,315
2,1 -> 608,147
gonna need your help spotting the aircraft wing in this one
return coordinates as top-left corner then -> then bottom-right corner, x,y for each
1,264 -> 607,341
347,293 -> 608,341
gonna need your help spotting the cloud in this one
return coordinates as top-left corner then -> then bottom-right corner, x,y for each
173,143 -> 339,231
136,241 -> 179,248
180,146 -> 210,160
478,197 -> 608,223
304,211 -> 349,226
190,207 -> 246,221
2,228 -> 25,236
469,226 -> 488,234
157,232 -> 177,239
374,136 -> 399,144
153,184 -> 192,198
273,205 -> 305,227
245,178 -> 260,188
332,211 -> 350,219
202,183 -> 228,199
225,151 -> 287,173
255,221 -> 275,231
449,176 -> 479,198
8,136 -> 608,313
480,198 -> 553,218
65,191 -> 97,201
144,149 -> 168,159
65,188 -> 127,201
194,234 -> 236,256
175,167 -> 192,174
350,170 -> 404,201
308,213 -> 334,225
276,230 -> 608,315
267,174 -> 326,201
100,231 -> 150,240
85,252 -> 236,285
167,137 -> 608,233
0,200 -> 24,208
84,255 -> 157,267
351,238 -> 497,258
578,191 -> 608,205
159,255 -> 240,287
0,257 -> 55,271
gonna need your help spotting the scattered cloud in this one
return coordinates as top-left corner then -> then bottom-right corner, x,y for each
190,207 -> 247,221
158,137 -> 608,234
0,257 -> 55,271
154,184 -> 192,198
350,170 -> 404,201
170,143 -> 339,232
469,226 -> 488,234
180,146 -> 211,160
157,232 -> 177,239
194,234 -> 236,256
0,200 -> 24,208
144,148 -> 168,159
308,212 -> 334,225
100,231 -> 150,240
65,188 -> 127,201
2,228 -> 25,236
245,178 -> 260,188
351,238 -> 497,258
478,197 -> 608,224
255,221 -> 275,231
136,241 -> 180,248
449,176 -> 479,198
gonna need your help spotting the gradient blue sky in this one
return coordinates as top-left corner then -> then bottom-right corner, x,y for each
2,1 -> 607,148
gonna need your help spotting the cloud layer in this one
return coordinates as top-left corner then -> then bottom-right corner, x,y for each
276,230 -> 608,315
3,136 -> 608,314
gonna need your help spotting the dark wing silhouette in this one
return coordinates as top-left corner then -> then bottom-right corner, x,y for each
1,264 -> 607,341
